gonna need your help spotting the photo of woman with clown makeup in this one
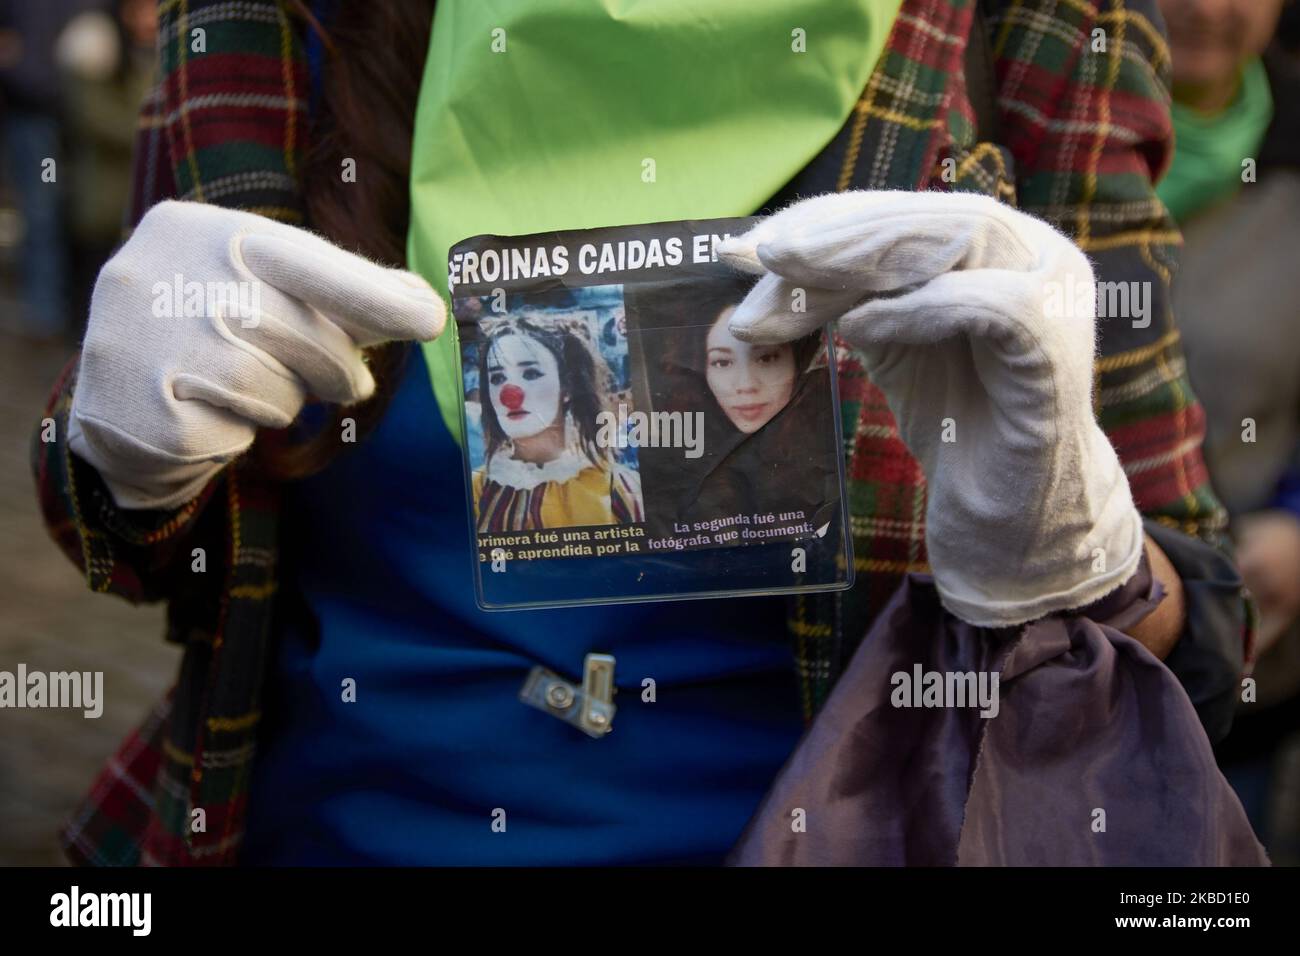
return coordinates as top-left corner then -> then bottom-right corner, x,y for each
470,315 -> 644,532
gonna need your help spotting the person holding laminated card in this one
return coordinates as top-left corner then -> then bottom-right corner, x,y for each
472,317 -> 643,532
34,0 -> 1265,866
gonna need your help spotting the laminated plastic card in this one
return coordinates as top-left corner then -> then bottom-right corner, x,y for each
451,215 -> 853,609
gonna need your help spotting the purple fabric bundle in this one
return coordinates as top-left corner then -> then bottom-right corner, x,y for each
728,560 -> 1269,866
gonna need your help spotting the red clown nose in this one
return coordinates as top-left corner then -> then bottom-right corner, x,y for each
499,384 -> 525,411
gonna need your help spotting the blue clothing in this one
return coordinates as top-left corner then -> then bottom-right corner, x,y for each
240,346 -> 806,865
1271,466 -> 1300,521
5,111 -> 68,336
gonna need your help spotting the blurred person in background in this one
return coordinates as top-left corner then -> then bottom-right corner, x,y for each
0,0 -> 88,341
56,0 -> 157,339
1157,0 -> 1300,863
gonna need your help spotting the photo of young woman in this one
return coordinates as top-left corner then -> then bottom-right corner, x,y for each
470,315 -> 643,532
705,302 -> 801,435
628,278 -> 839,539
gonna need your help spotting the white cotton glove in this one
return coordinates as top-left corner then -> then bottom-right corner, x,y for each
68,200 -> 446,510
718,190 -> 1144,628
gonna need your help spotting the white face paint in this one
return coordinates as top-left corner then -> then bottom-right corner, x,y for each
705,306 -> 797,434
487,332 -> 563,441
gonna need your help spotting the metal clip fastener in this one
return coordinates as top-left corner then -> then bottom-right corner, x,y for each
519,653 -> 616,738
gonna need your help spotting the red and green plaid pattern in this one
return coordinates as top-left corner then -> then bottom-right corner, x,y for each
33,0 -> 1242,866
